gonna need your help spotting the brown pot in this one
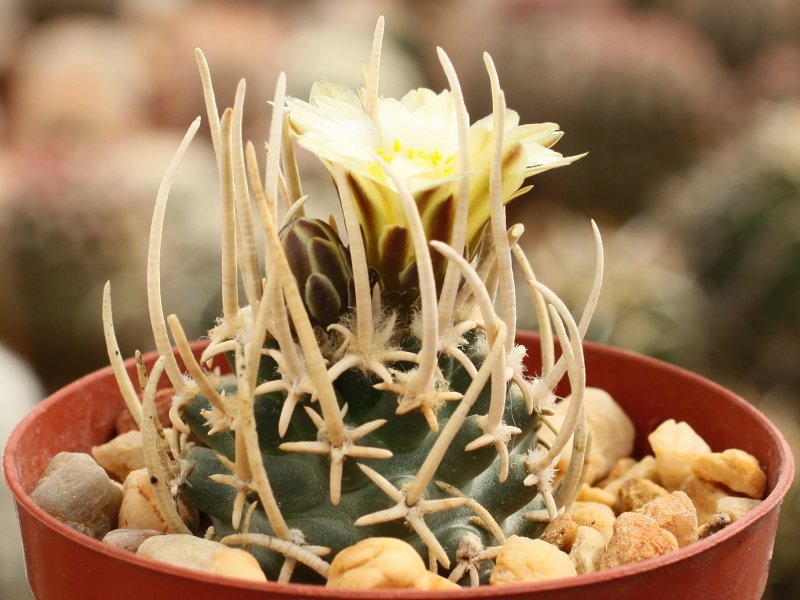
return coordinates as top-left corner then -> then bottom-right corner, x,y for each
3,332 -> 795,599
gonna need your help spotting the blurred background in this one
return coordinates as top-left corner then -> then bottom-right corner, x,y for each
1,0 -> 799,597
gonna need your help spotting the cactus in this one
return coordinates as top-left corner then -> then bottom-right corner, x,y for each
102,19 -> 603,586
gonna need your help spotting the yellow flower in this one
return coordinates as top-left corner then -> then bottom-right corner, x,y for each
286,80 -> 581,296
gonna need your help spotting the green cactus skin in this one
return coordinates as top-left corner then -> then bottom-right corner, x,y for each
180,328 -> 544,583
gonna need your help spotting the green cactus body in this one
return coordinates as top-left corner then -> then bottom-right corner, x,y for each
105,19 -> 597,587
181,327 -> 544,582
182,342 -> 541,581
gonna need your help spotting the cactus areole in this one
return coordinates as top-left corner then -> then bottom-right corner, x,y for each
102,18 -> 603,586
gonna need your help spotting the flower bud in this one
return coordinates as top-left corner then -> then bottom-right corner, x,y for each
279,217 -> 352,327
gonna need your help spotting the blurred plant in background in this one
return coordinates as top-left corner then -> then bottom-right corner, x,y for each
7,16 -> 149,141
0,0 -> 799,597
514,205 -> 706,367
635,0 -> 800,67
0,135 -> 222,390
656,102 -> 800,395
406,0 -> 739,223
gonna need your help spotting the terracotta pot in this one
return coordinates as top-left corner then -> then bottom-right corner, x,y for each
3,332 -> 794,599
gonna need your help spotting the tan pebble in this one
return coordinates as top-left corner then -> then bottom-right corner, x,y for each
209,546 -> 269,581
490,536 -> 576,585
102,528 -> 163,553
540,513 -> 578,552
118,469 -> 169,532
579,388 -> 636,483
91,430 -> 145,482
680,475 -> 729,525
117,469 -> 197,531
616,478 -> 669,514
602,457 -> 658,500
576,483 -> 617,508
569,526 -> 606,574
327,537 -> 429,589
538,388 -> 635,484
697,512 -> 731,539
424,572 -> 460,590
638,491 -> 698,548
692,449 -> 767,499
716,496 -> 761,522
600,512 -> 678,570
137,534 -> 265,582
648,419 -> 711,490
599,458 -> 636,487
568,501 -> 616,544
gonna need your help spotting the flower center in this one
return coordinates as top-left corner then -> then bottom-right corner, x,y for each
371,138 -> 456,181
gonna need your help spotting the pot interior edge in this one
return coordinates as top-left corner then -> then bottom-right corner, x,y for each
3,333 -> 796,598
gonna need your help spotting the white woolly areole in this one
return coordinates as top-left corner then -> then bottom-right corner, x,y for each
524,446 -> 557,489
